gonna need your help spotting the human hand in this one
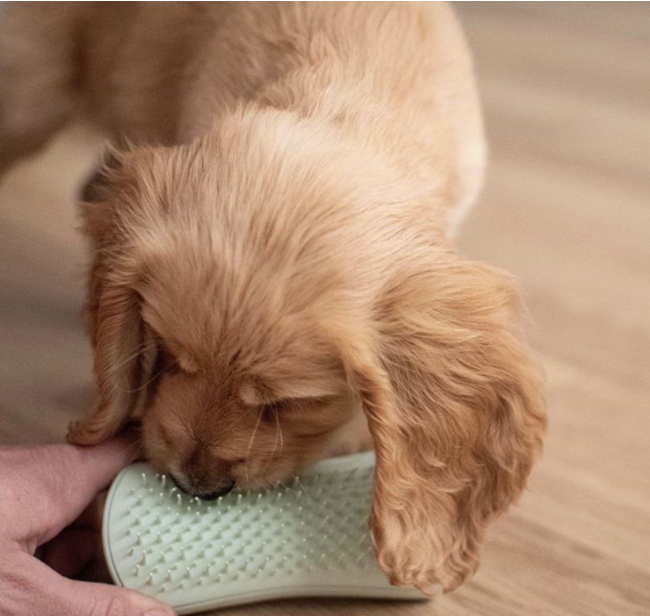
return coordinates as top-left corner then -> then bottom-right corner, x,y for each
0,433 -> 176,616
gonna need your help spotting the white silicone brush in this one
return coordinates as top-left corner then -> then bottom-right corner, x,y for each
102,452 -> 430,614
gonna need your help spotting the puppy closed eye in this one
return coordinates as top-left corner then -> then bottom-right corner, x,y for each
257,399 -> 294,426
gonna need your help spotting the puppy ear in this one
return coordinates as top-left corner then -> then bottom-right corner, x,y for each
341,257 -> 546,592
68,148 -> 157,446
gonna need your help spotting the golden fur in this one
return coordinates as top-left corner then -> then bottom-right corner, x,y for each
0,2 -> 546,592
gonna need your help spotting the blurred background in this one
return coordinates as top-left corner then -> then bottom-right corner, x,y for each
0,3 -> 648,615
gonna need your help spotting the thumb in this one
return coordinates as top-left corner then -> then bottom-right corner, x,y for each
6,552 -> 176,616
60,577 -> 177,616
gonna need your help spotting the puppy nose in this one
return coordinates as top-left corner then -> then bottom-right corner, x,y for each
169,473 -> 236,500
200,481 -> 236,501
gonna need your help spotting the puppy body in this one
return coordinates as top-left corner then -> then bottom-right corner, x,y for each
1,2 -> 484,231
0,2 -> 545,592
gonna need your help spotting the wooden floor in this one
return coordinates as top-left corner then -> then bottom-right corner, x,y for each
1,3 -> 649,615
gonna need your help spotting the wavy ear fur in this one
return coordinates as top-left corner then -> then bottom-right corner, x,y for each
68,147 -> 157,445
341,257 -> 546,592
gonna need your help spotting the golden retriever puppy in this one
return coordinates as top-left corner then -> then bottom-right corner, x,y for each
0,2 -> 546,592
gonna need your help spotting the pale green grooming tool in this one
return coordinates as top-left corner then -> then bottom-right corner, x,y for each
102,452 -> 430,614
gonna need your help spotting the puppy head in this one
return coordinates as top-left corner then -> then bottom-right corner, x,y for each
68,114 -> 545,590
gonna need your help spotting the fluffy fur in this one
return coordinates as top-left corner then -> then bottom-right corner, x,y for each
0,2 -> 546,592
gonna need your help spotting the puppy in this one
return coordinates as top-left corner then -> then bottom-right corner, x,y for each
0,2 -> 546,591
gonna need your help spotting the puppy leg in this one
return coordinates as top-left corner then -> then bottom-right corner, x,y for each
0,3 -> 81,176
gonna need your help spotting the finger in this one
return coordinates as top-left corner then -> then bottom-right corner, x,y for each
6,429 -> 142,546
2,550 -> 176,616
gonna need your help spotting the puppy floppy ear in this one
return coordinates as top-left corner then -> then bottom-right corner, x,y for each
341,257 -> 546,592
68,148 -> 157,445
